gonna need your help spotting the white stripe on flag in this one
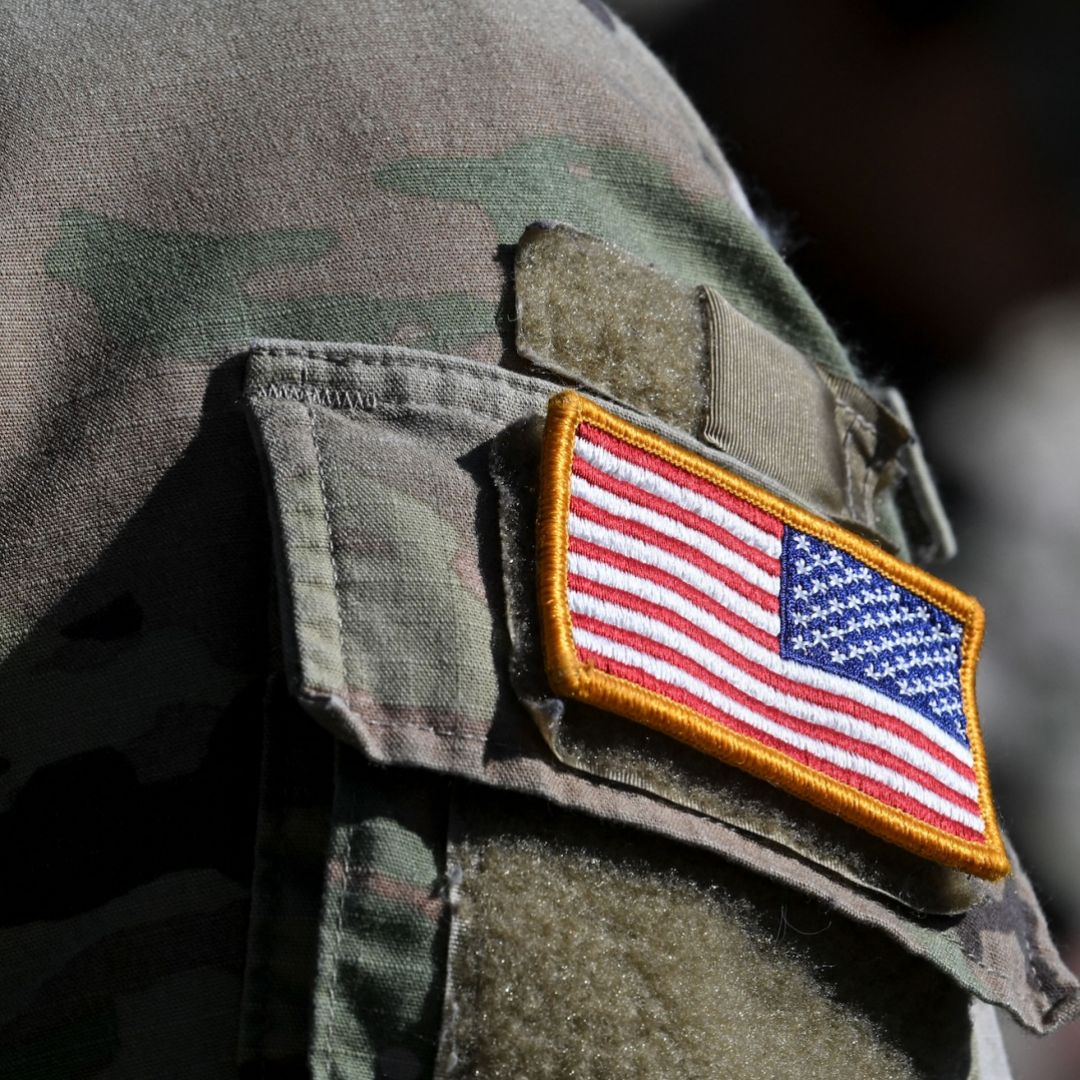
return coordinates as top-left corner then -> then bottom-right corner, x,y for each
567,514 -> 782,637
567,550 -> 974,770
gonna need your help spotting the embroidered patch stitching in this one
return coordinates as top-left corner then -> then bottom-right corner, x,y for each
537,391 -> 1009,879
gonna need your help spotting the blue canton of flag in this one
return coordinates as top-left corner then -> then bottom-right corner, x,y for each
780,530 -> 968,746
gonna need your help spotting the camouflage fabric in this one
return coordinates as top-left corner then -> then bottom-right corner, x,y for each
310,753 -> 448,1080
1,0 -> 1075,1077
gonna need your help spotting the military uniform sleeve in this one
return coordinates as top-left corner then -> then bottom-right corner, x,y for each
1,1 -> 1075,1078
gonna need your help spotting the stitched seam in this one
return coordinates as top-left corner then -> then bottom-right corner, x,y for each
1025,939 -> 1051,1002
304,359 -> 350,697
912,921 -> 1056,1010
941,936 -> 1008,982
323,818 -> 350,1071
305,358 -> 361,1066
699,284 -> 724,446
835,402 -> 883,526
258,383 -> 379,411
252,381 -> 530,428
251,344 -> 546,396
835,401 -> 861,523
850,412 -> 882,523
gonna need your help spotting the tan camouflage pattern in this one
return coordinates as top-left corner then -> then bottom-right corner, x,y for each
1,0 -> 1075,1076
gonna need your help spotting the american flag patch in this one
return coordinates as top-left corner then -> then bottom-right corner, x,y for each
537,391 -> 1009,879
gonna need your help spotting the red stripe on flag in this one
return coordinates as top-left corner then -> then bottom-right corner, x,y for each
577,421 -> 784,539
577,644 -> 984,842
570,496 -> 781,614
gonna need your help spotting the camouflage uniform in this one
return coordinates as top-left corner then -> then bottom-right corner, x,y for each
0,1 -> 1075,1078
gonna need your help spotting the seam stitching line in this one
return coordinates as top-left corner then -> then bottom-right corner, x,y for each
304,363 -> 350,697
323,813 -> 350,1071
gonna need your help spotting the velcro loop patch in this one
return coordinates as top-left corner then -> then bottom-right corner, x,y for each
515,222 -> 918,554
537,391 -> 1009,879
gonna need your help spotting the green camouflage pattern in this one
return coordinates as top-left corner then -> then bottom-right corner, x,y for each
376,136 -> 854,377
1,0 -> 1074,1076
44,210 -> 498,357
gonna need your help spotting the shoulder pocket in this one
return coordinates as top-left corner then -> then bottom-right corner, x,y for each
242,338 -> 1078,1053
